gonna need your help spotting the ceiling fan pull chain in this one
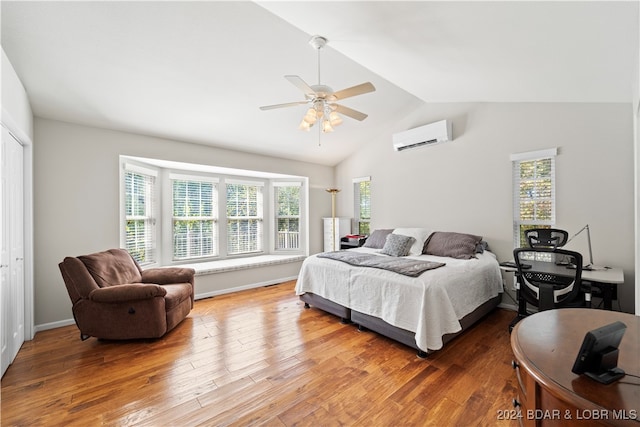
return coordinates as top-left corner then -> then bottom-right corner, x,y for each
317,47 -> 321,85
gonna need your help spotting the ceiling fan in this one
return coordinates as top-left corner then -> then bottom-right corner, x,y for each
259,35 -> 376,133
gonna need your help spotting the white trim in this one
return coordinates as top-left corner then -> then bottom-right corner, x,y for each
0,118 -> 35,343
273,181 -> 302,187
169,173 -> 219,183
124,162 -> 158,177
34,272 -> 302,333
352,176 -> 371,183
195,275 -> 300,300
226,178 -> 265,186
34,318 -> 76,334
509,147 -> 558,162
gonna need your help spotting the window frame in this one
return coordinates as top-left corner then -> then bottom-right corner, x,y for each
353,176 -> 371,236
511,148 -> 557,249
273,181 -> 303,251
225,179 -> 265,256
120,162 -> 159,267
170,173 -> 219,261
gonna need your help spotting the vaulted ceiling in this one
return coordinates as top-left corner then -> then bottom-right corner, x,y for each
1,1 -> 637,166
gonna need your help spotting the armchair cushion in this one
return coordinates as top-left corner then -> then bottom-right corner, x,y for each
89,283 -> 167,303
79,249 -> 142,287
161,283 -> 194,310
141,267 -> 195,286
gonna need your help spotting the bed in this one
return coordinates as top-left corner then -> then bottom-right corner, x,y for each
295,228 -> 503,357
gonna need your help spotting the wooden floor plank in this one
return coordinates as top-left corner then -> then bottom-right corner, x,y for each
1,280 -> 519,426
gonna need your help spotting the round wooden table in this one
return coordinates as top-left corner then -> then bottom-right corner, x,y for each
511,309 -> 639,426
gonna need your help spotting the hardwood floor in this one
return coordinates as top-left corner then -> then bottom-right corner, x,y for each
1,281 -> 519,426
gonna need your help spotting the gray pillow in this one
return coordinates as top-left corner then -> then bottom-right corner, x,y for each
380,234 -> 415,257
423,231 -> 483,259
363,229 -> 394,249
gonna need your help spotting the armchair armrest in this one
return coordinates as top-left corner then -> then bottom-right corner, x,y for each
141,267 -> 195,285
89,283 -> 167,303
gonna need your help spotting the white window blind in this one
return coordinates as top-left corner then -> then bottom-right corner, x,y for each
226,181 -> 263,254
274,182 -> 301,250
353,176 -> 371,235
511,149 -> 557,248
124,166 -> 157,265
172,177 -> 218,260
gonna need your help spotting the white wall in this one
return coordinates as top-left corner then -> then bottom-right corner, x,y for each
335,102 -> 636,313
33,118 -> 335,327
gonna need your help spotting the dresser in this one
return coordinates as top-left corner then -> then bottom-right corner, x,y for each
510,309 -> 639,426
323,217 -> 351,252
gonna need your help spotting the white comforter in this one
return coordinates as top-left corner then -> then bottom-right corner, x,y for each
295,247 -> 503,351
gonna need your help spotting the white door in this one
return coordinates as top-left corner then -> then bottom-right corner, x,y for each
1,127 -> 24,377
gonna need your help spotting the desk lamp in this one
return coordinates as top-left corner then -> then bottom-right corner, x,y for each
567,224 -> 605,271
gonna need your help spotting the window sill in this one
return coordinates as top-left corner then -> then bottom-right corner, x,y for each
172,254 -> 306,275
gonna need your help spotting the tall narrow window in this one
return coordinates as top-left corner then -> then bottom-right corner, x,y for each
353,176 -> 371,235
511,149 -> 557,248
124,165 -> 157,265
171,175 -> 218,260
227,180 -> 264,254
274,182 -> 301,250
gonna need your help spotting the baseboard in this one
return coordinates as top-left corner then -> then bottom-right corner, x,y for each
34,277 -> 299,335
34,318 -> 76,333
498,302 -> 517,312
195,275 -> 298,300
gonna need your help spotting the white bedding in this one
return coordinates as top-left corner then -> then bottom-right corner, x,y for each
296,247 -> 503,351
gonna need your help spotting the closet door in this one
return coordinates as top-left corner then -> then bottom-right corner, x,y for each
1,127 -> 24,377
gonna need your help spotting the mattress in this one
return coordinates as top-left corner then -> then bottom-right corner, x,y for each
296,247 -> 503,351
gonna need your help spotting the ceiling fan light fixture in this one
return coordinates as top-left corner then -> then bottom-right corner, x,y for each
299,119 -> 312,131
303,108 -> 317,124
329,111 -> 343,126
322,119 -> 334,133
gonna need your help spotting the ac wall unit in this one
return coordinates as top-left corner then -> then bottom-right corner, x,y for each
392,119 -> 452,152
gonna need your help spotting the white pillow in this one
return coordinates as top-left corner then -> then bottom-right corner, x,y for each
392,228 -> 432,256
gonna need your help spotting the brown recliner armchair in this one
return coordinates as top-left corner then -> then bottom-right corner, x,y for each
59,248 -> 196,340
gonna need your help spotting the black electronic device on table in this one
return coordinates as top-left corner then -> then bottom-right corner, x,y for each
571,321 -> 627,384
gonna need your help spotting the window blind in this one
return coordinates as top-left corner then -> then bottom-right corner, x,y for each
512,149 -> 557,248
226,182 -> 263,254
353,176 -> 371,235
274,183 -> 301,250
172,178 -> 218,260
124,169 -> 156,264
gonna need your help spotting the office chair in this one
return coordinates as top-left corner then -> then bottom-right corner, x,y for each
525,228 -> 569,249
509,247 -> 591,332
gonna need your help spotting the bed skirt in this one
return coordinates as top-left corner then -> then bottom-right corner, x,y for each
300,292 -> 502,356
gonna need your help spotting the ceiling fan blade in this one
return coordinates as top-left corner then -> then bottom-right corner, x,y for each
334,104 -> 368,121
331,82 -> 376,101
259,101 -> 309,111
285,75 -> 316,97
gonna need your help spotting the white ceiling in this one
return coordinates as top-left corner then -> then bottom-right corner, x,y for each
1,1 -> 638,166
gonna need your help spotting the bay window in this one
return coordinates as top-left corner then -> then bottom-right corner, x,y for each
121,156 -> 306,265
